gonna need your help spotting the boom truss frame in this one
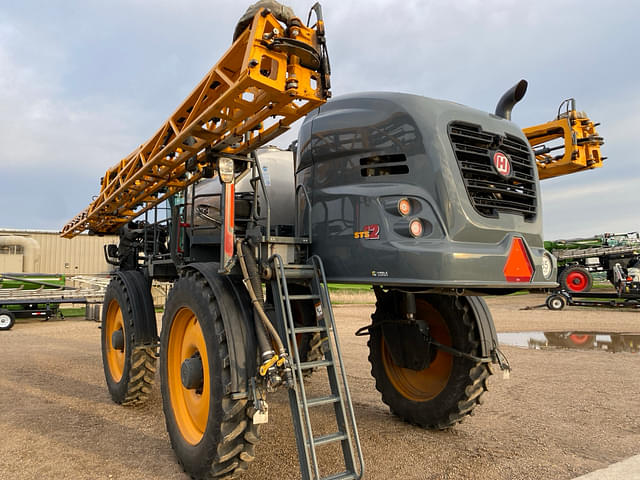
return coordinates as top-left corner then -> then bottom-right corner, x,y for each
62,7 -> 329,238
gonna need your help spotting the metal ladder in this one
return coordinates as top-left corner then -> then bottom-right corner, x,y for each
270,254 -> 364,480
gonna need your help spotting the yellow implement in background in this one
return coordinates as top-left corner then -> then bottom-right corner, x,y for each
523,99 -> 604,180
62,5 -> 330,238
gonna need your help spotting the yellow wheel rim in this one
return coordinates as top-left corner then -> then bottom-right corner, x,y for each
167,307 -> 210,445
382,299 -> 453,402
105,299 -> 125,382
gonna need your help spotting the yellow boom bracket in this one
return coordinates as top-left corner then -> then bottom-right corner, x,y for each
523,99 -> 604,180
62,6 -> 330,238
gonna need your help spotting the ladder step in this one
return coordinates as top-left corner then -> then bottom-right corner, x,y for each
283,265 -> 316,279
306,395 -> 339,408
288,294 -> 321,301
289,325 -> 326,334
300,359 -> 332,370
321,472 -> 357,480
313,431 -> 347,447
271,256 -> 363,480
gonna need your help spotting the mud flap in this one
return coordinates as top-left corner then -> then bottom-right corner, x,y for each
463,296 -> 498,358
112,270 -> 158,346
184,263 -> 257,397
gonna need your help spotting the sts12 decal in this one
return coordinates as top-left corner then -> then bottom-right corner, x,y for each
354,224 -> 380,240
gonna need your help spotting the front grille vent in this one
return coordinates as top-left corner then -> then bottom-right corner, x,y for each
448,122 -> 537,220
360,154 -> 409,177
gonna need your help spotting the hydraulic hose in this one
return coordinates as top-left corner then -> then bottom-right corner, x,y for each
236,240 -> 287,357
239,242 -> 272,357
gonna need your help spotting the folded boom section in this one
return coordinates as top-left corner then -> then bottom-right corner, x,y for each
524,98 -> 604,180
62,6 -> 329,238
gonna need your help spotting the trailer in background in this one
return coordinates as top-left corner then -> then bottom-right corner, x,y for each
546,232 -> 640,293
0,273 -> 104,330
546,263 -> 640,310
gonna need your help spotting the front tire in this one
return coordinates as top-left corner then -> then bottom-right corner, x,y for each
160,271 -> 259,479
368,293 -> 490,429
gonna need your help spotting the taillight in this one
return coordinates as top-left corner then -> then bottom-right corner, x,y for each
503,238 -> 533,282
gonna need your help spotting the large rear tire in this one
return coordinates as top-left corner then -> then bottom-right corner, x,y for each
160,270 -> 259,479
368,293 -> 490,429
101,272 -> 157,405
559,266 -> 592,293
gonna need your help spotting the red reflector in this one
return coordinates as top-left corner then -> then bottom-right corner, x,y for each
503,238 -> 533,282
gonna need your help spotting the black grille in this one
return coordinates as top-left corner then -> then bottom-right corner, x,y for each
448,122 -> 537,220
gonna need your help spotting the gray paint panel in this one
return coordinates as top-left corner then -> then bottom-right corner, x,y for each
296,92 -> 556,288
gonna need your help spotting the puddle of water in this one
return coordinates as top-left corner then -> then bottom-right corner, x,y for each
498,331 -> 640,353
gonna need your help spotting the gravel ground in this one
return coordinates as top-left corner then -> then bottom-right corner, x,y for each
1,293 -> 639,480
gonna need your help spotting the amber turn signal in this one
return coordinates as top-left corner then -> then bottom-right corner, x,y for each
409,219 -> 423,238
398,198 -> 411,216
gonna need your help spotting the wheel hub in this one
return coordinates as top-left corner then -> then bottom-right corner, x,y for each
111,329 -> 125,351
381,299 -> 453,402
166,307 -> 210,446
181,354 -> 204,390
566,271 -> 588,291
382,319 -> 434,371
105,299 -> 126,382
0,314 -> 11,328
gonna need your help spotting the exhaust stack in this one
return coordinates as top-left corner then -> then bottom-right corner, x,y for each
495,79 -> 528,121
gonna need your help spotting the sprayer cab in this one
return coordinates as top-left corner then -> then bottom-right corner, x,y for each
296,91 -> 557,291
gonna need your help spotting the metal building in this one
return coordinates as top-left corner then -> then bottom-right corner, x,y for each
0,229 -> 118,275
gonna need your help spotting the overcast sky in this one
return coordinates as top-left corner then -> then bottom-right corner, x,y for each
0,0 -> 637,240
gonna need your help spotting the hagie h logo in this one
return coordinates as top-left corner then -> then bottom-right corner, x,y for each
493,151 -> 511,177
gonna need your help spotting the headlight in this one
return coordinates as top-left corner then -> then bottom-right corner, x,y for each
218,157 -> 234,183
542,252 -> 554,279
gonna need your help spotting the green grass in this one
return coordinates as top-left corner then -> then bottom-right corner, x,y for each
327,283 -> 372,293
59,307 -> 87,318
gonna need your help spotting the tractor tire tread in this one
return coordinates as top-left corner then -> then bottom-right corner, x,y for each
163,271 -> 259,480
368,294 -> 491,430
103,275 -> 157,406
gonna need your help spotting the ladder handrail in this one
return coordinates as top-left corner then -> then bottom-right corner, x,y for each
311,255 -> 364,480
270,253 -> 318,478
270,253 -> 364,480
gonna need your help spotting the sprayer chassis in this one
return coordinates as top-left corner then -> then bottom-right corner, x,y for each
100,91 -> 559,480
